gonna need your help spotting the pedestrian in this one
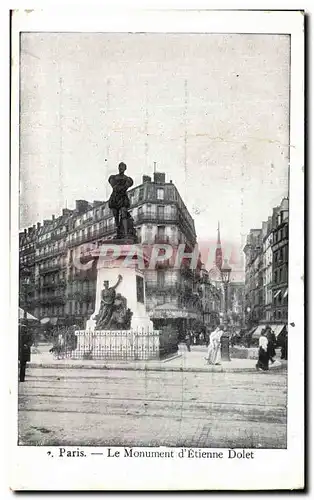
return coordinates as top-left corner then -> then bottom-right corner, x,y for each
265,325 -> 276,364
256,330 -> 269,371
199,332 -> 204,345
205,324 -> 224,365
281,330 -> 288,360
185,331 -> 191,352
19,321 -> 33,382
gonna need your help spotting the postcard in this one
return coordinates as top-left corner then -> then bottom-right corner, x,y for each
10,8 -> 304,491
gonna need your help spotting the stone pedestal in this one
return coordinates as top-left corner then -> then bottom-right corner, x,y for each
86,243 -> 153,332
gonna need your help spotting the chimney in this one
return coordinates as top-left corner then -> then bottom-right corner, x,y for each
153,172 -> 166,184
37,222 -> 41,230
169,180 -> 173,184
52,215 -> 55,220
24,229 -> 27,235
43,219 -> 50,226
62,208 -> 72,216
142,175 -> 151,183
75,200 -> 89,213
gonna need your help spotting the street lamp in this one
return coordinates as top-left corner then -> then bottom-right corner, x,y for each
220,259 -> 232,361
246,306 -> 251,326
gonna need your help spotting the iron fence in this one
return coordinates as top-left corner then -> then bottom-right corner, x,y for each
50,328 -> 162,361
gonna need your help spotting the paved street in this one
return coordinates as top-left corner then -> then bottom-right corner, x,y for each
19,367 -> 287,448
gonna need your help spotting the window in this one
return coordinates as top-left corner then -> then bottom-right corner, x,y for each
157,205 -> 165,219
157,226 -> 166,240
138,188 -> 144,201
136,275 -> 144,303
157,188 -> 164,200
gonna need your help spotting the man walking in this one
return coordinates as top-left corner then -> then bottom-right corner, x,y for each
19,321 -> 32,382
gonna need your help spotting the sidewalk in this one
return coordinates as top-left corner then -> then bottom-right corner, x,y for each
28,344 -> 286,373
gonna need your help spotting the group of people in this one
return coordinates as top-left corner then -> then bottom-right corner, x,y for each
184,330 -> 208,350
256,325 -> 277,371
189,322 -> 281,369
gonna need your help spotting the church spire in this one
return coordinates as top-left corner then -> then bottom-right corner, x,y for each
215,221 -> 222,270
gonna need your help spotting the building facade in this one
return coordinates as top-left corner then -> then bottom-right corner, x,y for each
262,217 -> 273,322
243,197 -> 289,328
271,198 -> 289,323
19,226 -> 36,316
243,229 -> 263,327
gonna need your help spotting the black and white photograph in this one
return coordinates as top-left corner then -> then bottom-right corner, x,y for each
10,9 -> 304,491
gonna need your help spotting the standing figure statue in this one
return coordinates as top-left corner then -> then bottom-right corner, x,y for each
95,275 -> 123,330
108,162 -> 134,239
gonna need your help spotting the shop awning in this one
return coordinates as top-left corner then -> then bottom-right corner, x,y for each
248,326 -> 257,336
18,307 -> 38,321
149,303 -> 201,320
252,325 -> 266,339
272,324 -> 286,338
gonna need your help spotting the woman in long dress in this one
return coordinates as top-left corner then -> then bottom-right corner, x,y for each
205,325 -> 223,365
256,330 -> 269,371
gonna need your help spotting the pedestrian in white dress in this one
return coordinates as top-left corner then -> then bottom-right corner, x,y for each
205,325 -> 224,365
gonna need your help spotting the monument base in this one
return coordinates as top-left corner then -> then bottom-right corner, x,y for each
86,244 -> 153,332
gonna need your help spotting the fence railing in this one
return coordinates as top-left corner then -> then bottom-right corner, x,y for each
50,328 -> 163,361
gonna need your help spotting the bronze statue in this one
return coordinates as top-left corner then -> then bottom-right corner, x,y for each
95,275 -> 122,329
108,162 -> 134,239
95,274 -> 133,330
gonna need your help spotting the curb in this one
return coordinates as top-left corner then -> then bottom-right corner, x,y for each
28,361 -> 286,373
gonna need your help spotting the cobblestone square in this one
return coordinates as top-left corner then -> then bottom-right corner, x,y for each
19,366 -> 287,448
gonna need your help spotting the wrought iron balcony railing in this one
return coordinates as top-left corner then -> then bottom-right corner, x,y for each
67,223 -> 116,247
38,263 -> 63,274
35,246 -> 67,261
145,281 -> 183,293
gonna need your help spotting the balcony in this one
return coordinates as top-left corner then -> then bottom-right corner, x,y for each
68,223 -> 116,247
145,281 -> 183,293
154,235 -> 171,244
67,291 -> 96,301
133,211 -> 178,225
37,230 -> 68,246
35,294 -> 66,305
35,247 -> 67,262
39,263 -> 62,274
39,280 -> 67,289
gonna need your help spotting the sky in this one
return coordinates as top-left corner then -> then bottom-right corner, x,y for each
20,32 -> 290,252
